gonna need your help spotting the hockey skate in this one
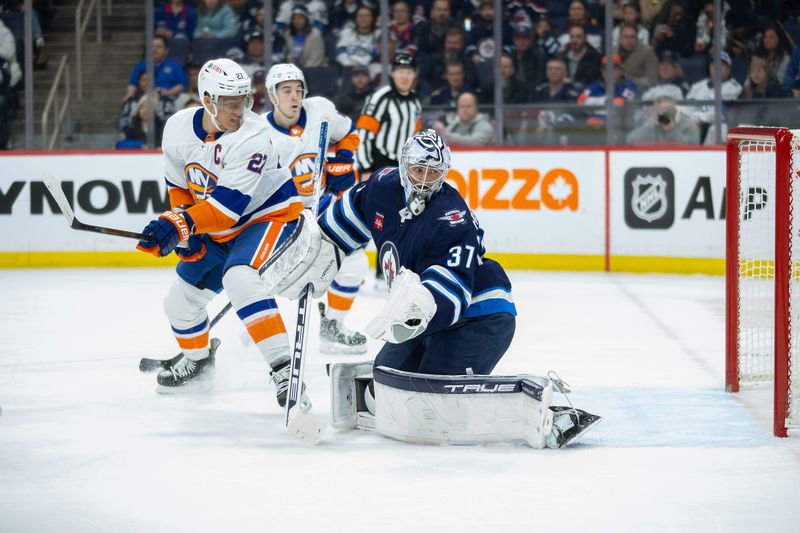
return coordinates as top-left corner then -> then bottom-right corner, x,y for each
155,338 -> 220,394
269,360 -> 312,413
545,406 -> 602,449
318,302 -> 368,354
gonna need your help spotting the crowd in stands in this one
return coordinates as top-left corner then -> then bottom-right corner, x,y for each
110,0 -> 800,148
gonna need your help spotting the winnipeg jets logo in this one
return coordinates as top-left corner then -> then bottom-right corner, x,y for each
438,209 -> 467,225
631,174 -> 668,223
378,241 -> 400,289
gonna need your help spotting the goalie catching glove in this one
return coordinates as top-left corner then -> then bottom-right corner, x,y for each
365,269 -> 437,343
260,210 -> 342,299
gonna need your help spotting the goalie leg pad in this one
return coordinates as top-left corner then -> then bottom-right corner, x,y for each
329,361 -> 376,430
259,210 -> 342,299
372,366 -> 555,448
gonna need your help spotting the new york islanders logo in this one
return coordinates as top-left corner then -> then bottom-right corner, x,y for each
184,163 -> 219,202
290,153 -> 326,196
378,241 -> 400,289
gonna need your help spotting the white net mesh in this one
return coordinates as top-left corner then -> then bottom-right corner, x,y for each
737,139 -> 776,383
736,131 -> 800,431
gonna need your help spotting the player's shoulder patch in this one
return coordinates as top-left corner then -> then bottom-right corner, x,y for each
437,208 -> 468,226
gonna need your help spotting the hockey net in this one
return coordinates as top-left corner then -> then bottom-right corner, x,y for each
726,127 -> 800,437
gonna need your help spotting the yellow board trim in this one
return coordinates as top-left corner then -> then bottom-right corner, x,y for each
0,251 -> 724,275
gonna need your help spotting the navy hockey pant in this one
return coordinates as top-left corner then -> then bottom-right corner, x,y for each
374,312 -> 516,375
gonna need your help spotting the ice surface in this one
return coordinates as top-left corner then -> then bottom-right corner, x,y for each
1,269 -> 799,533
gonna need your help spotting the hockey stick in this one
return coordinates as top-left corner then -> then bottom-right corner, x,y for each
284,119 -> 330,444
42,173 -> 148,241
138,301 -> 234,372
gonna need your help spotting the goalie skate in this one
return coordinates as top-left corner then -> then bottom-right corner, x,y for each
155,338 -> 221,394
545,406 -> 602,449
318,303 -> 367,354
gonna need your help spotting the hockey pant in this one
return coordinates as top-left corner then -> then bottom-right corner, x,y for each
164,219 -> 297,367
374,312 -> 516,375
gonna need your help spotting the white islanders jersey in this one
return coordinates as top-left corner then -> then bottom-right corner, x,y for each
161,106 -> 302,242
262,96 -> 359,207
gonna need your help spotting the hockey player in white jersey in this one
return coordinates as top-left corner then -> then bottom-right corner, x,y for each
135,58 -> 308,409
262,63 -> 369,354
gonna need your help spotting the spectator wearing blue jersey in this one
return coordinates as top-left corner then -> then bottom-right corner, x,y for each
782,47 -> 800,98
155,0 -> 197,40
124,36 -> 188,103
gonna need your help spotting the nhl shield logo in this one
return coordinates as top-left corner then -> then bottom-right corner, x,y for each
624,167 -> 675,229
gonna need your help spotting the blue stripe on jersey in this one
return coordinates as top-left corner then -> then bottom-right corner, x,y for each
321,199 -> 368,253
422,265 -> 471,304
330,280 -> 359,293
340,188 -> 371,240
463,299 -> 517,318
192,107 -> 223,142
235,179 -> 299,226
212,185 -> 251,217
172,318 -> 209,335
421,279 -> 463,325
333,196 -> 371,244
421,269 -> 469,311
236,299 -> 279,321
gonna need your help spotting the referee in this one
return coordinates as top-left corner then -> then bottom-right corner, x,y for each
355,53 -> 422,175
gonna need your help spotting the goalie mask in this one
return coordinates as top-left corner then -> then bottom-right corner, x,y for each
197,58 -> 254,130
399,130 -> 451,216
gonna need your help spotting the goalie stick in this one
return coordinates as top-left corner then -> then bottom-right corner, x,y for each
284,119 -> 331,445
138,301 -> 233,372
42,173 -> 148,241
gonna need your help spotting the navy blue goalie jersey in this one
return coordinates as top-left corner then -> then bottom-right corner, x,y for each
319,167 -> 516,335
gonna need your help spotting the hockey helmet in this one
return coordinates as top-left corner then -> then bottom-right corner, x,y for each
399,129 -> 451,215
265,63 -> 308,103
197,58 -> 253,108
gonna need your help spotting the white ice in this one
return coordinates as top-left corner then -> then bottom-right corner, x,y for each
1,269 -> 799,533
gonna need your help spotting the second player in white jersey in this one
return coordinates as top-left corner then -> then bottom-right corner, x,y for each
263,63 -> 369,354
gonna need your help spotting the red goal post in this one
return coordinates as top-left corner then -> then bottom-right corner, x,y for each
725,126 -> 799,437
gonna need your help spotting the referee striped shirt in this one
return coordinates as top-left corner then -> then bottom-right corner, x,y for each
355,84 -> 422,172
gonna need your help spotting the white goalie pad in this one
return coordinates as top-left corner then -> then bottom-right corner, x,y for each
259,210 -> 341,299
328,363 -> 556,448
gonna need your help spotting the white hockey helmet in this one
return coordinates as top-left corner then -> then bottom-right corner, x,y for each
197,58 -> 254,109
399,129 -> 451,215
265,63 -> 307,103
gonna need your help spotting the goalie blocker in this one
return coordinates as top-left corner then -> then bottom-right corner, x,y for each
329,363 -> 601,449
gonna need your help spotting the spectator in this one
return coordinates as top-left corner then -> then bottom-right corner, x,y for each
557,0 -> 602,52
429,60 -> 474,106
509,23 -> 546,89
577,54 -> 637,126
466,0 -> 513,63
336,5 -> 380,78
559,24 -> 602,90
239,30 -> 266,78
430,91 -> 494,145
740,56 -> 788,99
334,64 -> 374,121
725,8 -> 757,61
0,56 -> 11,149
617,22 -> 658,88
251,69 -> 269,114
118,93 -> 166,148
638,0 -> 667,27
756,25 -> 791,86
530,57 -> 580,102
612,2 -> 649,49
534,16 -> 561,58
416,0 -> 452,59
685,51 -> 742,141
238,8 -> 288,64
0,16 -> 20,87
783,47 -> 800,97
328,0 -> 361,37
276,0 -> 328,33
640,50 -> 690,101
505,0 -> 545,30
120,70 -> 149,134
174,63 -> 202,109
480,53 -> 528,104
651,0 -> 695,58
194,0 -> 238,40
626,95 -> 699,144
124,36 -> 187,103
695,0 -> 729,55
420,27 -> 477,93
285,4 -> 326,67
390,0 -> 417,56
155,0 -> 197,40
